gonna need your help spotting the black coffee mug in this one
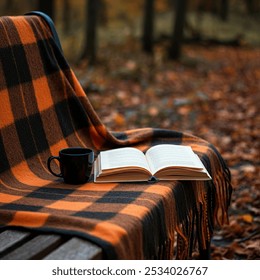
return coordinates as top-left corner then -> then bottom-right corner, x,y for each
47,147 -> 94,184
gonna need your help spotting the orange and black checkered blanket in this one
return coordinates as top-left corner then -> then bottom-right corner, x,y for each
0,14 -> 232,259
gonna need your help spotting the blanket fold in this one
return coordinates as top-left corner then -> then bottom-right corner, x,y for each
0,14 -> 232,259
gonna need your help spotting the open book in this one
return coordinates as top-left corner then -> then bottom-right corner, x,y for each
94,144 -> 212,183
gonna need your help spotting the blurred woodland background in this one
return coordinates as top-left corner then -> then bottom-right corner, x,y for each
1,0 -> 259,259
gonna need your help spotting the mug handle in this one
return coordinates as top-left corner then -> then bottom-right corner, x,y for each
88,152 -> 94,166
47,156 -> 62,177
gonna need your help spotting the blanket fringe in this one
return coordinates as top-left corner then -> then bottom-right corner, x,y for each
172,149 -> 232,259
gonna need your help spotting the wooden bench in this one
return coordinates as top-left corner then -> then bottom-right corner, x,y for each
0,229 -> 102,260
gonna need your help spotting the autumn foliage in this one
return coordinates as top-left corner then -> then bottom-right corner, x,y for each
74,43 -> 260,259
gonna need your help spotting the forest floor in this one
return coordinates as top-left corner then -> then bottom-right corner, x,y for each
64,4 -> 260,260
73,40 -> 260,260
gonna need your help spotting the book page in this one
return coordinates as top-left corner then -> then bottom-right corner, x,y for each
99,147 -> 151,172
145,144 -> 204,175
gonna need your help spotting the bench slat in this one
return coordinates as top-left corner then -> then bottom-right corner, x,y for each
1,233 -> 64,260
0,230 -> 30,254
44,237 -> 102,260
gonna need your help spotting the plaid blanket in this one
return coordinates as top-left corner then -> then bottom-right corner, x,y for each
0,14 -> 232,259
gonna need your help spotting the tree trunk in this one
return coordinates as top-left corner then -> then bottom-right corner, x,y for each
37,0 -> 55,21
4,0 -> 14,11
220,0 -> 229,21
62,0 -> 71,33
244,0 -> 255,15
142,0 -> 155,53
81,0 -> 99,65
168,0 -> 188,60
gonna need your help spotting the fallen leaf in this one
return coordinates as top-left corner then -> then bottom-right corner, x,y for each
114,112 -> 125,127
148,106 -> 159,117
239,214 -> 253,223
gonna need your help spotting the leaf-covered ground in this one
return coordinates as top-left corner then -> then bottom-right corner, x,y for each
73,42 -> 260,259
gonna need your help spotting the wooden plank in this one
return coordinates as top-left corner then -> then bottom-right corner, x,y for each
0,230 -> 30,254
1,233 -> 64,260
44,237 -> 102,260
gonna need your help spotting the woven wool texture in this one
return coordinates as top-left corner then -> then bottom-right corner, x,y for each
0,14 -> 232,259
